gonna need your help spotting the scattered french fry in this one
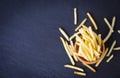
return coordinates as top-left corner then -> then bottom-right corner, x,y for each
75,18 -> 87,31
69,34 -> 75,40
59,28 -> 69,41
60,37 -> 75,65
113,47 -> 120,50
87,12 -> 98,30
106,54 -> 114,63
103,30 -> 113,43
106,40 -> 116,57
83,63 -> 96,72
95,48 -> 109,67
69,45 -> 78,62
64,64 -> 84,72
74,71 -> 86,76
104,18 -> 114,32
103,17 -> 116,43
74,8 -> 77,25
117,30 -> 120,34
112,16 -> 116,28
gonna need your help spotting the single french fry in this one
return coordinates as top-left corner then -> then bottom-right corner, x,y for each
88,26 -> 97,49
69,34 -> 75,40
112,16 -> 116,28
95,48 -> 109,67
74,8 -> 77,25
75,18 -> 87,31
106,40 -> 116,57
97,34 -> 102,46
60,37 -> 75,65
87,12 -> 98,30
113,47 -> 120,50
103,30 -> 113,43
74,71 -> 86,76
69,45 -> 78,62
89,43 -> 94,59
104,18 -> 114,32
59,28 -> 69,41
64,64 -> 84,72
106,54 -> 114,63
117,30 -> 120,34
68,45 -> 74,56
83,63 -> 96,72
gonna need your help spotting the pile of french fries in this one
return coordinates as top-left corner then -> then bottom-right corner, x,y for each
59,8 -> 119,76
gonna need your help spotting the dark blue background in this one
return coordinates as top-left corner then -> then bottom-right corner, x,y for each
0,0 -> 120,78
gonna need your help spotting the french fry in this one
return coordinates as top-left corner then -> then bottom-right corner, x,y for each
104,18 -> 114,32
97,34 -> 102,46
75,18 -> 87,31
103,30 -> 113,43
87,12 -> 98,30
103,17 -> 115,43
74,8 -> 77,25
69,45 -> 78,62
74,71 -> 86,76
106,40 -> 116,57
64,64 -> 84,72
88,26 -> 98,48
59,9 -> 118,76
59,28 -> 69,41
106,54 -> 114,63
95,48 -> 109,67
112,16 -> 116,28
113,47 -> 120,50
89,43 -> 94,59
83,63 -> 96,72
69,34 -> 75,40
78,44 -> 89,61
60,37 -> 75,65
117,30 -> 120,34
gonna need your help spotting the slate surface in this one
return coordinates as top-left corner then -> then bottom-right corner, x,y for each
0,0 -> 120,78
